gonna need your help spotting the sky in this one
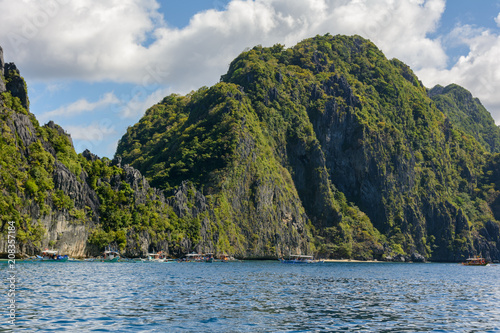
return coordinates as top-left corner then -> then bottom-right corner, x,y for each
1,0 -> 500,158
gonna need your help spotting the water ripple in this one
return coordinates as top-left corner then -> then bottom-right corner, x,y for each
1,261 -> 499,331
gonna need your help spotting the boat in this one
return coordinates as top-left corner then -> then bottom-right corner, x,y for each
219,254 -> 240,262
36,249 -> 69,261
180,253 -> 212,262
205,253 -> 214,263
280,255 -> 323,264
102,250 -> 120,262
462,256 -> 489,266
141,251 -> 166,263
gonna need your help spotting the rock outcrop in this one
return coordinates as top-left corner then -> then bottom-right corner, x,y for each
0,45 -> 5,93
4,62 -> 29,110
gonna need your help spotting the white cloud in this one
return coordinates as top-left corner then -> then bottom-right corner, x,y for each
64,120 -> 118,157
325,0 -> 447,70
64,121 -> 116,142
120,86 -> 173,118
496,13 -> 500,28
45,83 -> 66,94
2,0 -> 500,122
0,0 -> 447,90
417,24 -> 500,122
39,92 -> 119,121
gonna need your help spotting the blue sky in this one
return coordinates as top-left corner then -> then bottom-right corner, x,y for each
1,0 -> 500,158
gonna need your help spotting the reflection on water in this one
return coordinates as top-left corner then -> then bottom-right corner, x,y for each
1,261 -> 499,332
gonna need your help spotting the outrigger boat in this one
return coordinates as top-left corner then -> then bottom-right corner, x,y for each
36,249 -> 69,261
219,254 -> 240,262
205,253 -> 214,263
180,252 -> 213,262
141,251 -> 166,262
280,255 -> 323,264
102,250 -> 120,262
462,256 -> 489,266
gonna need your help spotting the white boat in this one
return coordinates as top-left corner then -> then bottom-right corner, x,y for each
141,252 -> 166,262
102,250 -> 120,262
181,253 -> 211,262
35,249 -> 69,261
279,255 -> 323,264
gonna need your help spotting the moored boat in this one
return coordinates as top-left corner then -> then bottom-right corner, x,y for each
102,250 -> 120,262
205,253 -> 214,263
462,256 -> 489,266
180,253 -> 213,262
36,249 -> 69,261
219,254 -> 240,262
141,251 -> 166,262
280,255 -> 323,264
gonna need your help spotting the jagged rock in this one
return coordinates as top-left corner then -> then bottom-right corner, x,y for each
475,220 -> 500,260
53,161 -> 99,216
0,45 -> 5,93
4,62 -> 29,110
393,254 -> 406,262
484,220 -> 500,242
411,252 -> 426,263
123,229 -> 170,258
121,164 -> 151,205
46,121 -> 74,147
168,181 -> 207,218
8,112 -> 39,151
0,45 -> 4,76
112,155 -> 122,168
82,149 -> 99,162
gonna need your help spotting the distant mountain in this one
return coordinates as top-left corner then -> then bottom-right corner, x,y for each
2,35 -> 500,261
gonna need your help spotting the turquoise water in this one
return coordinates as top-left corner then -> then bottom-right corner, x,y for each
1,261 -> 500,332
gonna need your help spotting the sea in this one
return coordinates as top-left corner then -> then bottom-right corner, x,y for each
1,260 -> 499,332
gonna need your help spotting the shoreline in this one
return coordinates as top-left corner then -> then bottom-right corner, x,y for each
322,259 -> 383,263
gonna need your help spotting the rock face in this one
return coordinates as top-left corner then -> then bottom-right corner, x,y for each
0,56 -> 189,258
3,37 -> 500,261
4,62 -> 29,110
116,84 -> 314,259
0,45 -> 5,93
411,253 -> 426,263
0,95 -> 191,257
0,95 -> 95,256
430,84 -> 500,153
117,34 -> 500,262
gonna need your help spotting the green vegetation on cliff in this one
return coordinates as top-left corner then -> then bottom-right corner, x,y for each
117,34 -> 500,261
429,84 -> 500,153
0,70 -> 205,257
3,34 -> 500,261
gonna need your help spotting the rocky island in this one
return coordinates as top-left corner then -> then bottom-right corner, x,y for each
2,35 -> 500,262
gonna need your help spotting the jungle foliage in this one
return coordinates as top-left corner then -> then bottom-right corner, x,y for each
3,34 -> 500,260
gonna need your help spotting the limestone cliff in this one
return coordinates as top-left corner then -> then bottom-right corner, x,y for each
0,45 -> 5,93
118,35 -> 500,262
429,84 -> 500,153
0,51 -> 214,258
3,36 -> 500,262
